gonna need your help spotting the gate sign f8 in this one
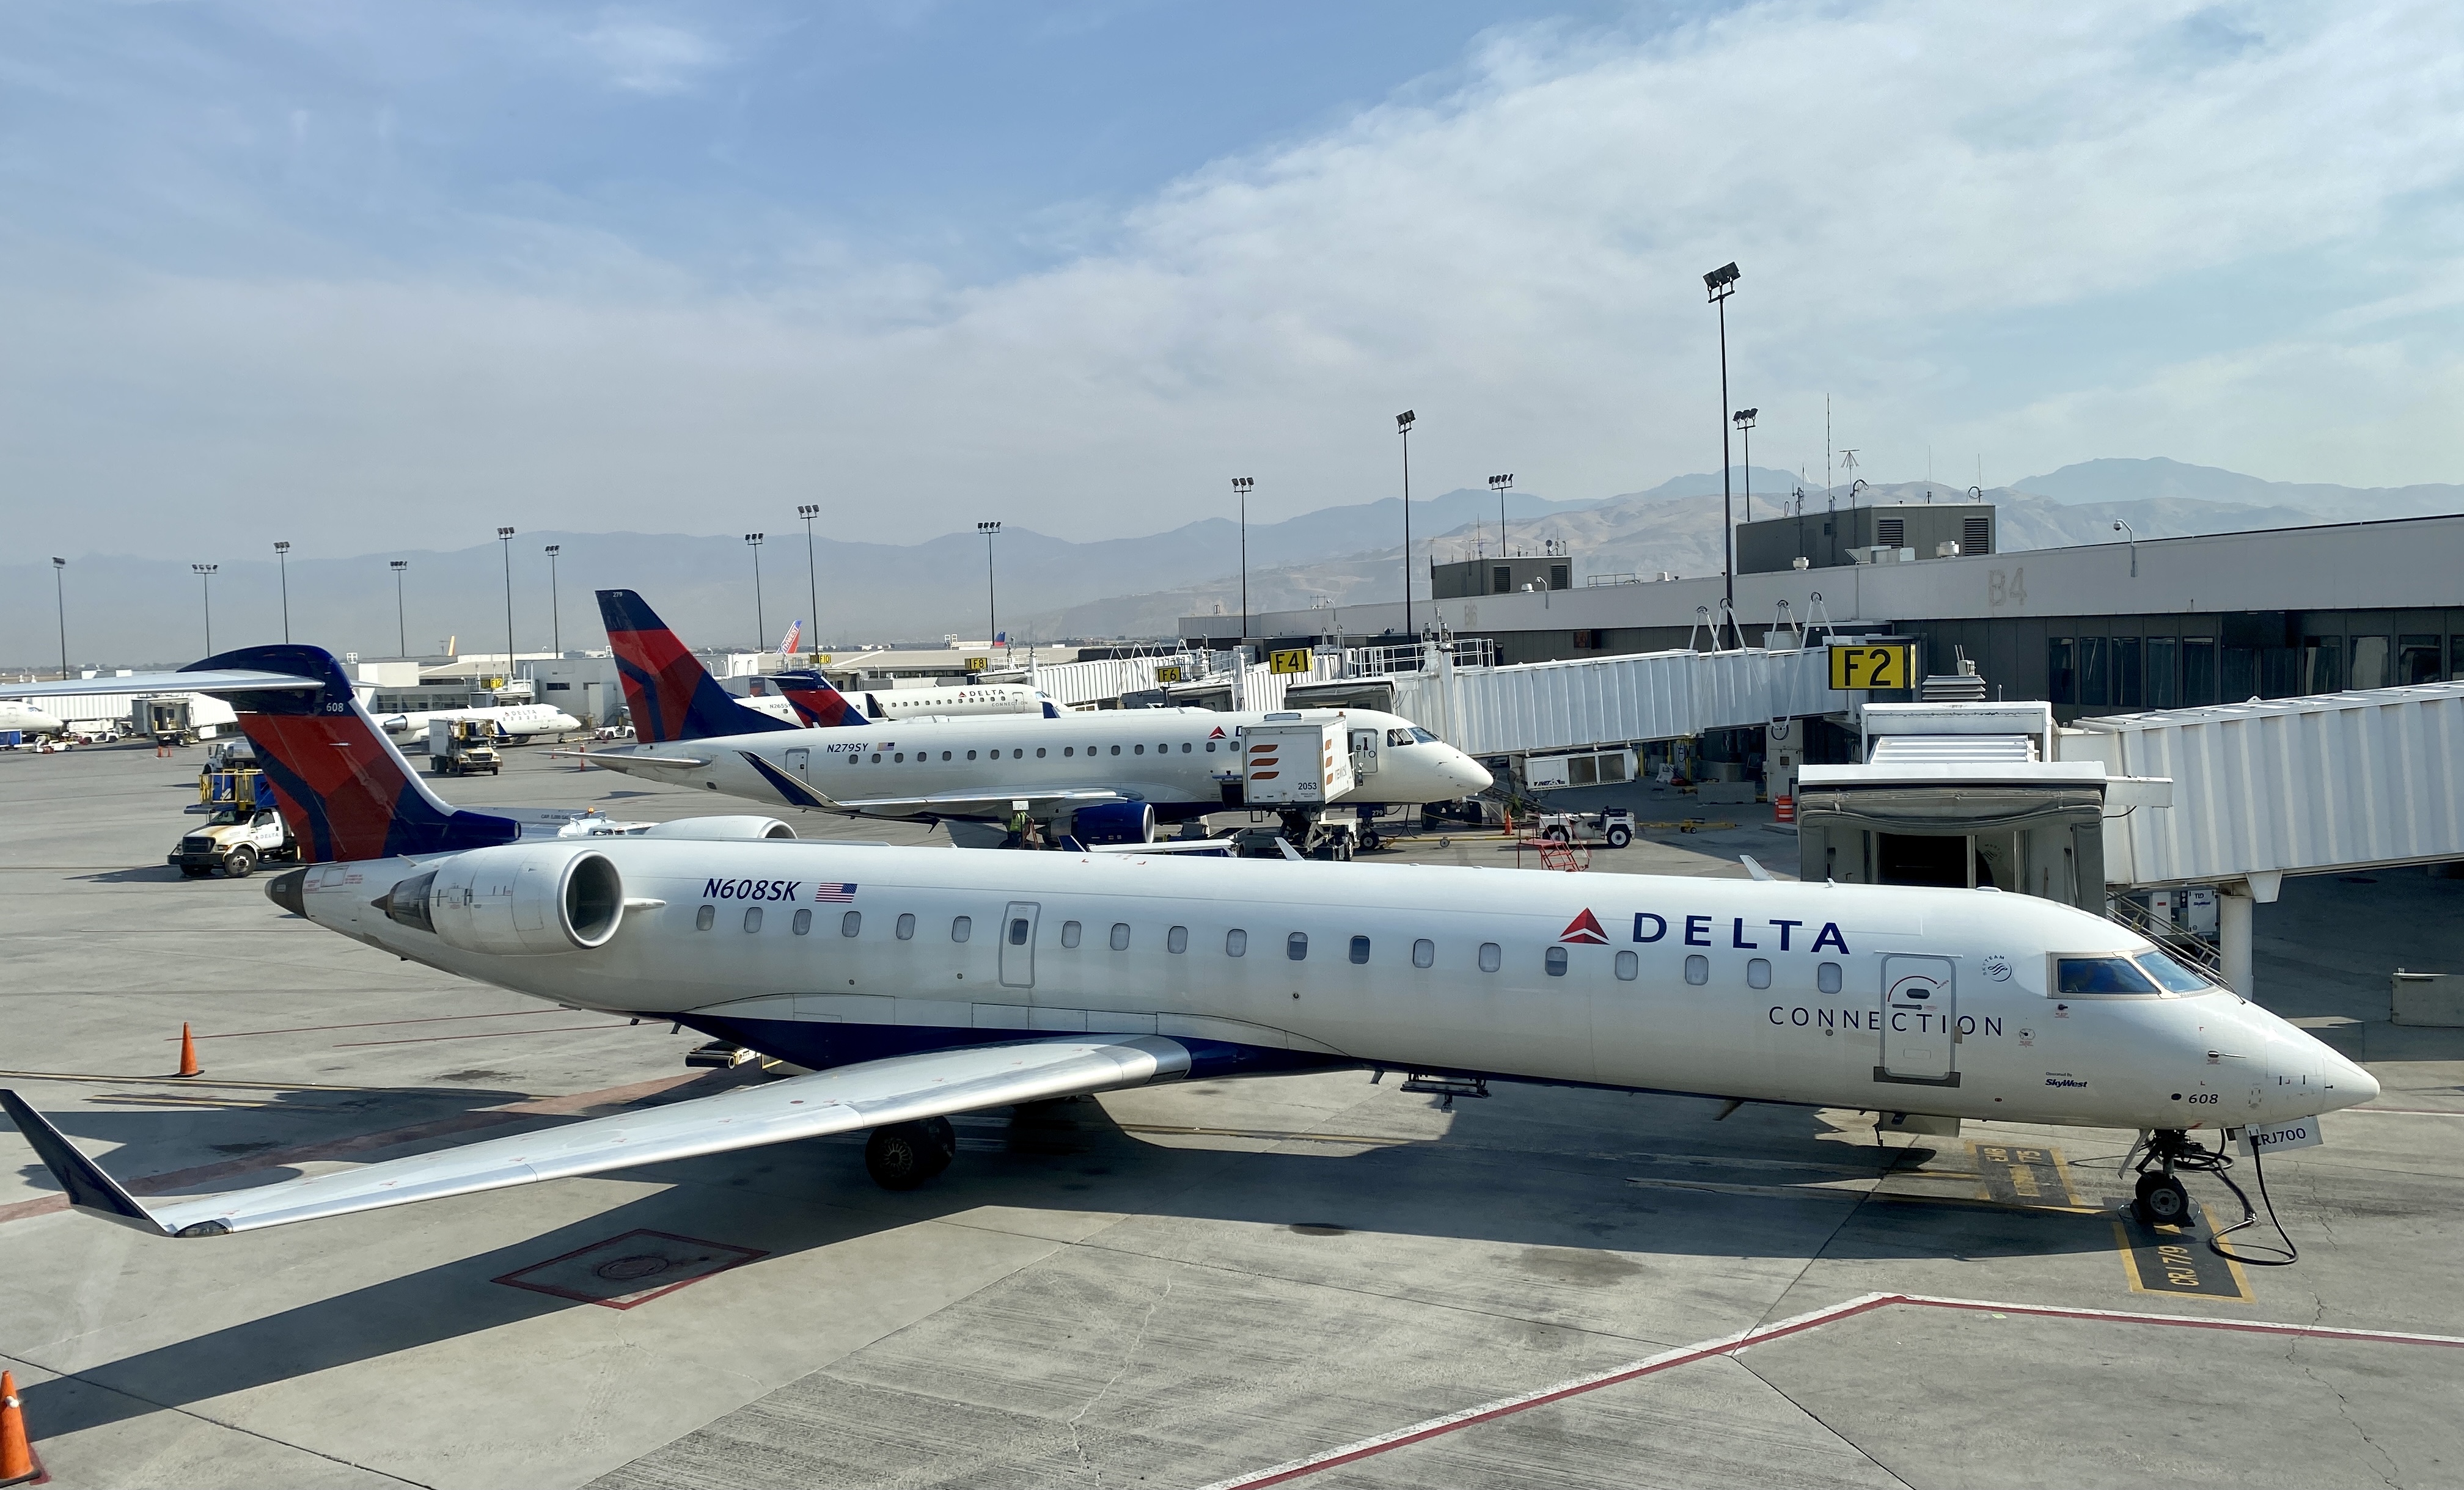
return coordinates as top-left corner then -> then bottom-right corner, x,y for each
1828,641 -> 1913,690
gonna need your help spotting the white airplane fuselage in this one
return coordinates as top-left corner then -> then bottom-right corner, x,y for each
0,701 -> 67,736
383,704 -> 581,740
302,839 -> 2375,1132
582,707 -> 1490,822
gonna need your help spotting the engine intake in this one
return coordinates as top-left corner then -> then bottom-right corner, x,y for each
383,847 -> 626,955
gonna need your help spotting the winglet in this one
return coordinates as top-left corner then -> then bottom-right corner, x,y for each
1739,853 -> 1774,882
0,1090 -> 173,1236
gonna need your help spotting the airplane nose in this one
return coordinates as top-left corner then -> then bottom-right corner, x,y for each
2328,1051 -> 2380,1109
1451,751 -> 1492,794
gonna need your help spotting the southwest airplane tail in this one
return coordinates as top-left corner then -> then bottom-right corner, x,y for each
769,669 -> 868,728
598,589 -> 798,743
180,646 -> 521,863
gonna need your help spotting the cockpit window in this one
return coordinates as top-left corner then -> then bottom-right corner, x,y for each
2056,956 -> 2160,995
1387,728 -> 1413,747
2134,951 -> 2210,993
1409,726 -> 1438,743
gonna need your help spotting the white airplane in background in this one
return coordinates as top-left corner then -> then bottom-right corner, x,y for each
0,700 -> 67,738
584,588 -> 1489,842
378,703 -> 581,742
2,643 -> 2377,1243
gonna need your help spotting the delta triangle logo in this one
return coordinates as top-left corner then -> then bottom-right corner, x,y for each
1208,726 -> 1227,739
1560,909 -> 1610,944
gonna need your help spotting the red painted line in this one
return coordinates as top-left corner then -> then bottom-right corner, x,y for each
1202,1292 -> 2464,1488
167,1009 -> 584,1040
331,1023 -> 637,1048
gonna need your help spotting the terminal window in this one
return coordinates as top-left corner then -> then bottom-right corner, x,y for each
2146,638 -> 2180,707
2183,638 -> 2218,706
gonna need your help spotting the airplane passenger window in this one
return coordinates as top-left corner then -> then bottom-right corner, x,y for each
1544,947 -> 1568,977
695,905 -> 715,931
1010,918 -> 1030,946
1206,742 -> 1217,752
1349,936 -> 1370,964
1478,942 -> 1501,973
1013,749 -> 1024,759
1065,747 -> 1075,756
1110,745 -> 1121,755
942,751 -> 952,761
841,911 -> 861,937
1181,742 -> 1192,752
2135,951 -> 2209,993
744,907 -> 763,933
1287,932 -> 1308,961
1226,929 -> 1247,956
1412,939 -> 1434,968
1684,954 -> 1709,985
952,916 -> 972,942
1817,962 -> 1843,994
1615,951 -> 1638,980
1167,926 -> 1189,954
967,750 -> 978,761
793,909 -> 812,936
2058,957 -> 2160,995
1747,958 -> 1772,989
870,753 -> 881,763
1110,922 -> 1131,950
1135,744 -> 1145,754
895,753 -> 904,762
1061,920 -> 1082,948
1037,747 -> 1047,758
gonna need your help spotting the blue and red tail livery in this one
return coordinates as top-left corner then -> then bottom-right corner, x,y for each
769,670 -> 867,728
598,590 -> 797,743
180,646 -> 519,863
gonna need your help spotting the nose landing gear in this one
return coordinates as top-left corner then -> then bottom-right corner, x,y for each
2133,1170 -> 2193,1226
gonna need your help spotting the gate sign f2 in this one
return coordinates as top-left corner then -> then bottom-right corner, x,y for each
1828,641 -> 1913,691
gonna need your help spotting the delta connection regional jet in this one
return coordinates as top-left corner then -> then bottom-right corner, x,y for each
2,643 -> 2377,1242
574,589 -> 1492,840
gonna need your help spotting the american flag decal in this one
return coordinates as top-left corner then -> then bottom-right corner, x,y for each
813,883 -> 858,902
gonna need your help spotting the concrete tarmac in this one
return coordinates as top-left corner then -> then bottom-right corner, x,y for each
2,739 -> 2459,1488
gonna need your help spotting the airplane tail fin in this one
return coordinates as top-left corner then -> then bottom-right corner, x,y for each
179,646 -> 519,863
598,590 -> 798,742
768,669 -> 868,728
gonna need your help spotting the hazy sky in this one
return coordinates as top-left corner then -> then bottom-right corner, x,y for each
3,0 -> 2458,561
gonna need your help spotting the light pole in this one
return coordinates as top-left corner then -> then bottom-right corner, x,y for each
389,561 -> 409,656
745,533 -> 766,651
1703,261 -> 1741,612
1231,477 -> 1253,648
1396,410 -> 1415,639
1487,473 -> 1514,559
273,541 -> 292,642
1732,411 -> 1758,523
798,503 -> 820,652
50,558 -> 67,679
2113,520 -> 2138,579
977,521 -> 1001,651
543,544 -> 562,654
192,563 -> 218,654
496,527 -> 516,674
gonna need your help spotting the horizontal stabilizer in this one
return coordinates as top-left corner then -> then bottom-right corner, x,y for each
5,1037 -> 1190,1237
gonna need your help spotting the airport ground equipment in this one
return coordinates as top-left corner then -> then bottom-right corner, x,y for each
169,801 -> 295,878
428,718 -> 502,776
1535,808 -> 1635,848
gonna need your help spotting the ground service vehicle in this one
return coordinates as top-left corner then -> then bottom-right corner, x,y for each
170,803 -> 295,878
1537,808 -> 1637,849
429,718 -> 502,776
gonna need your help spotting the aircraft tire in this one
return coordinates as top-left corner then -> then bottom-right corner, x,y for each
2133,1172 -> 2192,1227
865,1122 -> 945,1191
224,846 -> 258,879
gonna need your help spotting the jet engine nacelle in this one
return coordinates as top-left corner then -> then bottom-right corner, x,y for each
382,845 -> 626,956
1071,802 -> 1154,845
640,816 -> 797,841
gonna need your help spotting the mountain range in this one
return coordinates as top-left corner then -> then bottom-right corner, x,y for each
5,458 -> 2457,670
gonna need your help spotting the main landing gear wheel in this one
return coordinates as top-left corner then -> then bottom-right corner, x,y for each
864,1117 -> 958,1191
2133,1170 -> 2193,1227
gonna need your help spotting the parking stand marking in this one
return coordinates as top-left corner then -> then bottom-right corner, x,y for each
2113,1206 -> 2254,1302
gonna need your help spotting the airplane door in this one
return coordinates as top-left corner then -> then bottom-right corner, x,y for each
1350,728 -> 1379,776
785,746 -> 810,780
999,901 -> 1039,989
1879,955 -> 1957,1083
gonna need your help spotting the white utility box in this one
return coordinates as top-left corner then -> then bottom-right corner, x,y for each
1242,721 -> 1354,805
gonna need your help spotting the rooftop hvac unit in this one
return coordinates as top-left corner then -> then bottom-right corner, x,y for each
1877,517 -> 1905,547
1935,541 -> 1962,558
1963,514 -> 1992,555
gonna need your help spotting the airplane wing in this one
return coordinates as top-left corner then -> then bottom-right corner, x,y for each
728,750 -> 1124,817
0,670 -> 324,700
1,1035 -> 1190,1238
551,749 -> 713,770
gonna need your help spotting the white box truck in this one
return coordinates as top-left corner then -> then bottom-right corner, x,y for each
1242,720 -> 1355,806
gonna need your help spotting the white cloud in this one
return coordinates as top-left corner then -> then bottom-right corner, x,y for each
2,0 -> 2460,568
575,14 -> 725,95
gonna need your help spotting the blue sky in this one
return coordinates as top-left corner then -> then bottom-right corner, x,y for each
2,0 -> 2460,560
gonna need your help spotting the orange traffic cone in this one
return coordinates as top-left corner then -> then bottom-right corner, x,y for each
0,1369 -> 42,1488
174,1022 -> 202,1079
